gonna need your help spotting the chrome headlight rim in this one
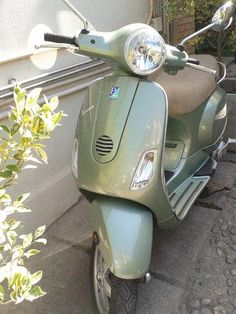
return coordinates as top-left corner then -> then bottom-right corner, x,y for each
124,27 -> 167,76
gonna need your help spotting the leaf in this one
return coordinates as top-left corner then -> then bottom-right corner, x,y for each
4,243 -> 11,251
10,123 -> 21,136
26,88 -> 41,112
0,284 -> 4,302
35,147 -> 48,163
24,249 -> 40,258
6,231 -> 17,246
12,248 -> 24,261
0,194 -> 11,207
13,86 -> 26,115
49,96 -> 59,111
13,153 -> 23,161
23,164 -> 38,170
0,190 -> 6,198
9,220 -> 21,231
16,207 -> 31,213
0,230 -> 6,244
6,165 -> 20,173
10,291 -> 17,302
17,257 -> 24,266
9,272 -> 23,289
16,193 -> 30,204
27,156 -> 43,164
0,124 -> 10,135
35,225 -> 46,239
41,104 -> 52,113
35,238 -> 47,245
22,129 -> 33,139
0,211 -> 7,224
21,233 -> 33,249
25,286 -> 46,301
0,170 -> 12,179
31,271 -> 43,285
52,111 -> 63,126
0,267 -> 7,283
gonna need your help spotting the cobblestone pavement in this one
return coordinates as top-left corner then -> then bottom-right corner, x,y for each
182,154 -> 236,314
137,152 -> 236,314
1,152 -> 236,314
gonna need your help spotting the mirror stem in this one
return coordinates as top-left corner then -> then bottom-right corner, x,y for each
63,0 -> 89,32
177,22 -> 215,51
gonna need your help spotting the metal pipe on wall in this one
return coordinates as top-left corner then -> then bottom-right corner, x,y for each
146,0 -> 154,24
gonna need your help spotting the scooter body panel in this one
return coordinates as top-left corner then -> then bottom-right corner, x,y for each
90,195 -> 153,279
76,75 -> 175,223
166,86 -> 226,160
164,86 -> 226,195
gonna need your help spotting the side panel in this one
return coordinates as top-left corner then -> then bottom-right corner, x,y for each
90,196 -> 153,279
166,87 -> 226,158
77,77 -> 175,223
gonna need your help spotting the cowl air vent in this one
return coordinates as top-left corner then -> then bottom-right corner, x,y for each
95,135 -> 113,156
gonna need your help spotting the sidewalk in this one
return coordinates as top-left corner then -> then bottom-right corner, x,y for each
1,152 -> 236,314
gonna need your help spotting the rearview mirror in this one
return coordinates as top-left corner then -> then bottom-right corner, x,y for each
212,1 -> 235,31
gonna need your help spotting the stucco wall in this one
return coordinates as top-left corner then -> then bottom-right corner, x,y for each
1,0 -> 150,232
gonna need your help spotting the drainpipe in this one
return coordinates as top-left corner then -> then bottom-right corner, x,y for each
146,0 -> 154,25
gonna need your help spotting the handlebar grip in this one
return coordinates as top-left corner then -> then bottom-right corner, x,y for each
44,33 -> 76,45
187,58 -> 200,65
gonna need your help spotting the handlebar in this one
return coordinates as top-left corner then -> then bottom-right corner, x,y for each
44,33 -> 77,45
187,58 -> 200,65
186,62 -> 217,76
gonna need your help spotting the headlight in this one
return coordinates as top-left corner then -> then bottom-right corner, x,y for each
124,27 -> 166,75
131,150 -> 157,190
72,138 -> 78,179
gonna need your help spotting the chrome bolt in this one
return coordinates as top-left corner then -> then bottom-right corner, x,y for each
145,272 -> 152,283
8,78 -> 17,85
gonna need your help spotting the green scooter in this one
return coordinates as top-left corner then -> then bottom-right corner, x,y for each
42,1 -> 235,313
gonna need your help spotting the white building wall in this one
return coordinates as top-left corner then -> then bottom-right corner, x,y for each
0,0 -> 149,232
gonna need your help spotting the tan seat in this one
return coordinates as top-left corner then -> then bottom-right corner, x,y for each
149,55 -> 218,116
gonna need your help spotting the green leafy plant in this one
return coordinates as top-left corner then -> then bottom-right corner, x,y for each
0,86 -> 63,304
164,0 -> 195,22
165,0 -> 236,60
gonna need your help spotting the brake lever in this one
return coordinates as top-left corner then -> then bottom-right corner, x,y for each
35,43 -> 79,50
186,62 -> 217,76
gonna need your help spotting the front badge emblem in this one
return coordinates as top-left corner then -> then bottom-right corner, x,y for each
109,87 -> 120,99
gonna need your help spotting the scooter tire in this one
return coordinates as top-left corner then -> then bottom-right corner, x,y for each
109,273 -> 138,314
90,242 -> 138,314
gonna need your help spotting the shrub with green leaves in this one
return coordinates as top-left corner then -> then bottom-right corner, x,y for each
0,86 -> 63,304
195,0 -> 236,60
164,0 -> 195,22
165,0 -> 236,60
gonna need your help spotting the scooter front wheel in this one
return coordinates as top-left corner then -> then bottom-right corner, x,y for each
90,243 -> 138,314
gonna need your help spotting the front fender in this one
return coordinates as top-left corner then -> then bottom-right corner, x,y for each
90,196 -> 153,279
